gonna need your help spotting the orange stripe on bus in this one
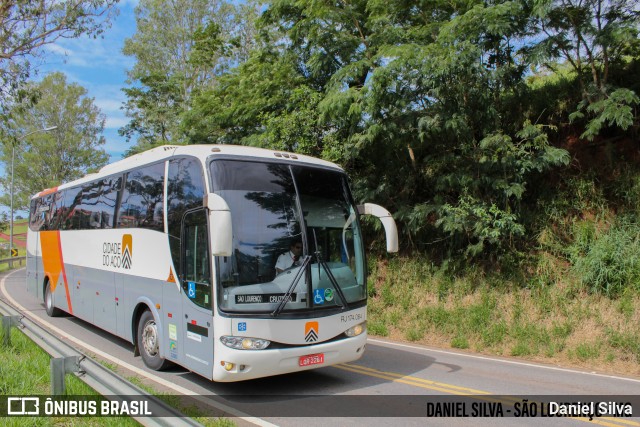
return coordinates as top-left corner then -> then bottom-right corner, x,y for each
40,231 -> 73,315
56,231 -> 73,314
37,186 -> 59,197
41,232 -> 62,291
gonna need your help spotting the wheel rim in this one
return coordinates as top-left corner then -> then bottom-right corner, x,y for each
45,286 -> 52,311
142,319 -> 159,357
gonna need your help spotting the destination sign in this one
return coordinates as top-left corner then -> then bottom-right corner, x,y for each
235,293 -> 297,304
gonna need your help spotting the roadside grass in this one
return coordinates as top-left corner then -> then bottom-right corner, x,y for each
0,249 -> 26,273
367,255 -> 640,376
0,219 -> 28,273
0,316 -> 138,426
12,221 -> 30,235
0,315 -> 234,426
0,219 -> 29,242
4,221 -> 30,237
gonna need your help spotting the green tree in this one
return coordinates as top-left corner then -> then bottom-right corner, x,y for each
531,0 -> 640,140
185,0 -> 380,158
121,0 -> 259,152
120,73 -> 185,152
0,212 -> 7,232
189,0 -> 571,260
161,0 -> 627,262
260,0 -> 380,163
355,0 -> 571,257
184,48 -> 322,148
0,0 -> 118,111
0,72 -> 109,211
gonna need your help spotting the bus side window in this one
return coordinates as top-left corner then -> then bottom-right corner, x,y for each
118,163 -> 165,231
167,158 -> 206,281
80,180 -> 104,229
29,198 -> 45,231
47,191 -> 65,230
36,195 -> 52,231
62,187 -> 83,230
98,177 -> 119,229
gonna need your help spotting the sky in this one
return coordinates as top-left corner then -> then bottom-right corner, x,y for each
1,1 -> 139,216
39,0 -> 139,162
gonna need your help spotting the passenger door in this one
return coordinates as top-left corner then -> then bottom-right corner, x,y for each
180,209 -> 215,379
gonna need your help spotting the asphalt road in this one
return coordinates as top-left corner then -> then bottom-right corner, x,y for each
2,268 -> 639,427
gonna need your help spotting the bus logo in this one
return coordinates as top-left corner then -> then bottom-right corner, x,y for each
102,235 -> 133,270
122,234 -> 132,269
305,322 -> 318,342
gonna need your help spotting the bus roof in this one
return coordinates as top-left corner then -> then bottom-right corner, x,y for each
33,145 -> 344,199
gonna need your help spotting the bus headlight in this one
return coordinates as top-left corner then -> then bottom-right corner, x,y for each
345,321 -> 366,337
220,336 -> 271,350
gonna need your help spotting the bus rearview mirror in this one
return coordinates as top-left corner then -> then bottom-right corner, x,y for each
357,203 -> 399,253
206,193 -> 233,256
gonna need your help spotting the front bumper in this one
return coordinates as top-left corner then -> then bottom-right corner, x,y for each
212,333 -> 367,382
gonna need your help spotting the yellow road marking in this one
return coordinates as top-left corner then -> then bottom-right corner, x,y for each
598,418 -> 640,426
337,363 -> 492,395
590,420 -> 640,427
336,363 -> 640,426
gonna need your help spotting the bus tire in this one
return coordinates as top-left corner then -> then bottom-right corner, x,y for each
44,280 -> 62,317
137,310 -> 171,370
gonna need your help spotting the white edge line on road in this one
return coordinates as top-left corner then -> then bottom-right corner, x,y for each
367,338 -> 640,384
0,268 -> 278,427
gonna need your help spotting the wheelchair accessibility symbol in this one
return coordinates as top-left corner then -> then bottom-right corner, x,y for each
188,282 -> 196,299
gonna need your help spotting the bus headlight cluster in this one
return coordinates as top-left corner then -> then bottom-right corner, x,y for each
220,336 -> 271,350
344,321 -> 366,337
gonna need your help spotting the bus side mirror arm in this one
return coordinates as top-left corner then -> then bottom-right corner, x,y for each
357,203 -> 399,253
205,193 -> 233,256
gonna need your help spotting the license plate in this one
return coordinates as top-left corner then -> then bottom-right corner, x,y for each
299,353 -> 324,367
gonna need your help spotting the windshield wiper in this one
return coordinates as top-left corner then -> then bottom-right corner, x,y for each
272,255 -> 312,317
316,253 -> 349,310
311,228 -> 348,309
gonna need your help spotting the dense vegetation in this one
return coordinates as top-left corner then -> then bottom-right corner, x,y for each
119,0 -> 640,298
366,255 -> 640,370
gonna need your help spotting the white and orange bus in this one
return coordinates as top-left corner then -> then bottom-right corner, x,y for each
26,145 -> 398,381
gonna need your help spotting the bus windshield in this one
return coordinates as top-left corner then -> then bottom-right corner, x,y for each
211,160 -> 366,314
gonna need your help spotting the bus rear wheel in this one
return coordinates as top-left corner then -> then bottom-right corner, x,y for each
44,280 -> 62,317
137,310 -> 171,370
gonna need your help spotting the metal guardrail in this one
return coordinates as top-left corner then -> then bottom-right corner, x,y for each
0,298 -> 203,427
0,256 -> 26,269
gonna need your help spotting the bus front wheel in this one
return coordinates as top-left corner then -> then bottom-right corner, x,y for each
44,281 -> 62,317
137,310 -> 171,370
